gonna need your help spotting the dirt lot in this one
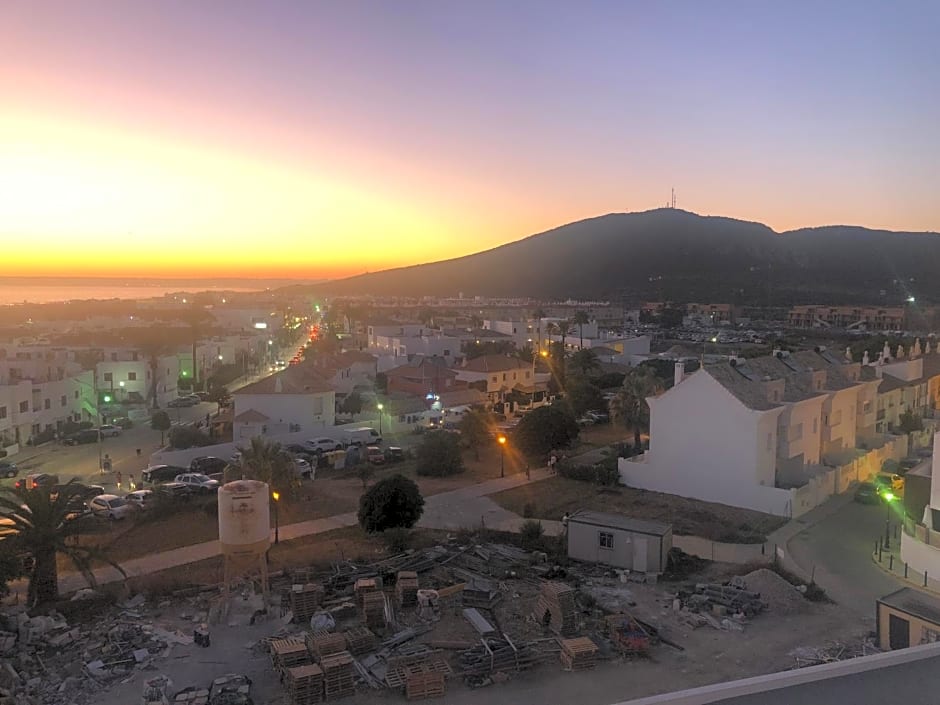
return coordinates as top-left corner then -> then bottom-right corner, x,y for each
490,477 -> 788,542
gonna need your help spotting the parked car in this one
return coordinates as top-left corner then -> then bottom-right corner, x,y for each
173,473 -> 221,493
384,446 -> 404,463
96,424 -> 122,438
305,437 -> 345,453
125,489 -> 154,511
185,394 -> 202,403
153,482 -> 193,501
63,429 -> 100,445
854,482 -> 881,504
55,482 -> 105,500
586,411 -> 609,424
167,397 -> 199,408
293,457 -> 313,479
15,473 -> 60,491
874,472 -> 904,493
0,461 -> 18,479
190,456 -> 227,475
284,443 -> 316,460
366,446 -> 385,465
142,464 -> 188,484
87,494 -> 133,520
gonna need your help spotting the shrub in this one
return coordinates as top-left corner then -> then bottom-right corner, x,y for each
415,431 -> 465,477
168,425 -> 211,450
519,519 -> 545,550
358,474 -> 424,533
558,463 -> 619,486
383,527 -> 412,553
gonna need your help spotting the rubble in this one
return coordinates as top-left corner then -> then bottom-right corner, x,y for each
787,638 -> 881,668
741,569 -> 809,615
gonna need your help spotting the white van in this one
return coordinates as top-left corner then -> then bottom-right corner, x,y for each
342,427 -> 383,447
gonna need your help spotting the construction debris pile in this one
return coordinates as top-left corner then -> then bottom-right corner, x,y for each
0,594 -> 199,705
787,638 -> 881,669
741,569 -> 809,615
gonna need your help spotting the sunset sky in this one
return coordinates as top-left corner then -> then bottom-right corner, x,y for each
3,1 -> 938,279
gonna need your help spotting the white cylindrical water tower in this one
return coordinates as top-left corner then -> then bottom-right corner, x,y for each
218,480 -> 271,606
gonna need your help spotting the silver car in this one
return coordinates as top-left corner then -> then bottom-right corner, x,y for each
87,494 -> 133,520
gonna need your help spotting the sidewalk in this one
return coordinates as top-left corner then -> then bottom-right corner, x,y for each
59,468 -> 558,593
872,533 -> 940,597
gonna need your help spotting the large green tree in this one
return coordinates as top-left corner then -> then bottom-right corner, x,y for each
415,431 -> 465,477
238,438 -> 298,498
459,407 -> 494,460
512,404 -> 579,459
151,410 -> 172,446
206,385 -> 231,415
358,474 -> 424,533
565,378 -> 607,417
610,367 -> 664,449
0,481 -> 123,606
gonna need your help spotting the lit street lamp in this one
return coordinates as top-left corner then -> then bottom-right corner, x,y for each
498,434 -> 507,478
272,490 -> 280,545
377,403 -> 384,435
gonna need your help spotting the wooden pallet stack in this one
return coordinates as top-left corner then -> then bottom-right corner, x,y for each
360,590 -> 387,630
404,671 -> 445,701
289,583 -> 325,622
306,632 -> 347,662
395,571 -> 419,608
343,626 -> 375,656
559,637 -> 598,671
271,638 -> 312,677
285,664 -> 324,705
354,577 -> 378,606
320,651 -> 355,700
533,581 -> 578,637
385,650 -> 452,689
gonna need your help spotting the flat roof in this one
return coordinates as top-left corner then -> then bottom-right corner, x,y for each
877,586 -> 940,624
569,509 -> 671,537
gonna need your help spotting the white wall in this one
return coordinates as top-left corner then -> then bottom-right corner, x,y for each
620,370 -> 794,516
234,391 -> 335,437
779,396 -> 825,465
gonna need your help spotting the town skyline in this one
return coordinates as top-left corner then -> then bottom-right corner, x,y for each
4,1 -> 938,279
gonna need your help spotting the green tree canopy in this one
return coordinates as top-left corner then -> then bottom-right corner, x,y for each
565,378 -> 607,417
358,474 -> 424,533
151,410 -> 172,445
569,348 -> 601,378
459,407 -> 494,460
238,437 -> 299,498
511,404 -> 579,459
610,366 -> 664,449
340,392 -> 363,416
415,430 -> 465,477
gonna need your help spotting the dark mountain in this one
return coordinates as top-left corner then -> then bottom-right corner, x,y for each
315,209 -> 940,304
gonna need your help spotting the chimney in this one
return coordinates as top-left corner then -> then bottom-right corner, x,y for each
674,361 -> 685,387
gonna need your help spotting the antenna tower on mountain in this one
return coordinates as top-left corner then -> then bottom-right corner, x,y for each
671,187 -> 676,209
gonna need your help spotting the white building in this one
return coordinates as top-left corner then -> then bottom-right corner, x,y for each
96,352 -> 180,409
620,349 -> 897,517
232,364 -> 335,440
306,351 -> 378,396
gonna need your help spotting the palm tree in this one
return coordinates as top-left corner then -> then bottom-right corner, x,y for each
555,319 -> 575,352
532,308 -> 546,357
238,438 -> 298,498
0,481 -> 124,606
572,310 -> 591,349
610,366 -> 663,450
569,348 -> 600,377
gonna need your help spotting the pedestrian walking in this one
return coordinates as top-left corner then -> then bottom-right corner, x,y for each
128,473 -> 136,491
116,471 -> 123,491
525,463 -> 531,480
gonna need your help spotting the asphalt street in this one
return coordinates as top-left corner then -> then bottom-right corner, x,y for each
786,497 -> 903,620
1,401 -> 216,492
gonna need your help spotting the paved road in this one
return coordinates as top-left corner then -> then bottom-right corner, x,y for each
2,401 -> 217,492
785,496 -> 903,619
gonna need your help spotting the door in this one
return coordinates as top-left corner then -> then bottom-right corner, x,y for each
632,537 -> 649,573
889,613 -> 910,650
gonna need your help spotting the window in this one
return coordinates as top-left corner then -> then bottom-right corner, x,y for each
444,349 -> 451,356
103,372 -> 113,382
766,432 -> 773,451
502,373 -> 507,381
110,352 -> 118,361
128,372 -> 137,381
599,532 -> 614,549
19,401 -> 28,413
0,406 -> 6,419
813,418 -> 818,434
491,376 -> 498,383
74,390 -> 79,399
60,395 -> 67,407
44,399 -> 50,410
132,352 -> 139,361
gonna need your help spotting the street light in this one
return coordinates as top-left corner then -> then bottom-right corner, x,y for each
377,403 -> 384,435
271,491 -> 280,545
497,434 -> 507,478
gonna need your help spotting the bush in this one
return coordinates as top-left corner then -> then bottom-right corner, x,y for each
415,431 -> 465,477
383,527 -> 412,553
557,463 -> 619,487
519,520 -> 545,550
168,425 -> 211,450
358,474 -> 425,533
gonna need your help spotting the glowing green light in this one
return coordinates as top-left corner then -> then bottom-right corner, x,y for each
181,370 -> 188,376
883,491 -> 896,502
103,395 -> 112,403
